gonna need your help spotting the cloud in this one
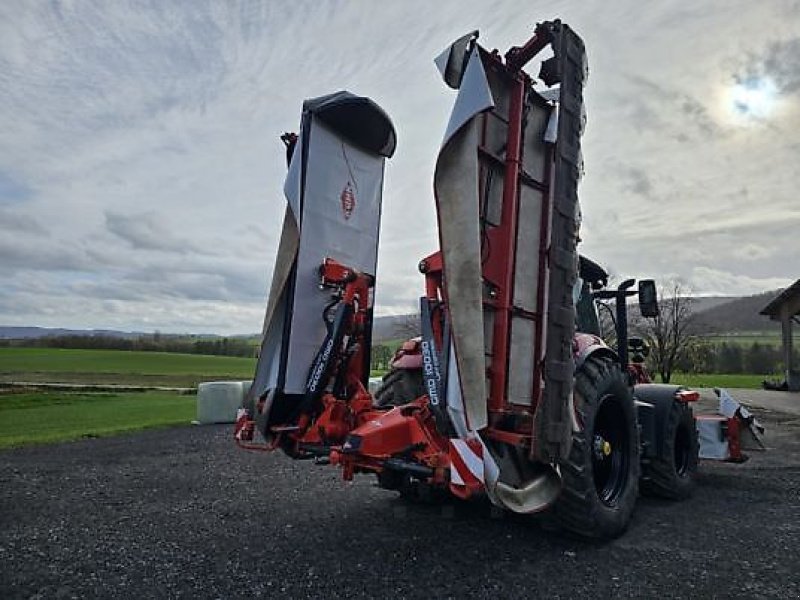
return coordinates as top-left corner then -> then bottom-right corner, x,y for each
0,1 -> 796,333
104,210 -> 209,254
737,37 -> 800,95
731,243 -> 775,262
625,75 -> 722,139
0,236 -> 93,272
619,166 -> 653,197
0,169 -> 32,204
690,267 -> 792,296
0,208 -> 46,234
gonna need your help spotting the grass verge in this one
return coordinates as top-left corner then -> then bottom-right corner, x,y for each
0,390 -> 195,449
668,373 -> 767,390
0,347 -> 390,387
0,347 -> 256,387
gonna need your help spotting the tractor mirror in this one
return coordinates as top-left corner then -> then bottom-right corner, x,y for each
638,280 -> 659,318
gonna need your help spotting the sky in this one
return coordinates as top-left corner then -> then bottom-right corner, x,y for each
1,0 -> 798,334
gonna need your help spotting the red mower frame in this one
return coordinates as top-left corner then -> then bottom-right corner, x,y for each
235,21 -> 582,500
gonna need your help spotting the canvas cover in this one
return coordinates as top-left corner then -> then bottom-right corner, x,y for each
197,381 -> 247,424
247,92 -> 395,426
434,23 -> 586,511
434,43 -> 494,433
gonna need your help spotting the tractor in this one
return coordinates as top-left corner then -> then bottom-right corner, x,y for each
235,19 -> 702,539
376,256 -> 702,519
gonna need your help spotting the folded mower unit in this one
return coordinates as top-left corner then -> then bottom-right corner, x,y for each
234,20 -> 751,538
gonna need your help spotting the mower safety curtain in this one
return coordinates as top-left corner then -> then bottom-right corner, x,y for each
434,35 -> 568,515
248,92 -> 395,413
434,44 -> 494,433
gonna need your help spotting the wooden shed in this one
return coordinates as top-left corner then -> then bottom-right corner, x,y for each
760,279 -> 800,391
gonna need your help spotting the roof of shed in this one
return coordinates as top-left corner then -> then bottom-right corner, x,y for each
760,279 -> 800,318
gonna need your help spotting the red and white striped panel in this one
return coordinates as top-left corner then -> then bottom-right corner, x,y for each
234,408 -> 252,441
448,438 -> 485,496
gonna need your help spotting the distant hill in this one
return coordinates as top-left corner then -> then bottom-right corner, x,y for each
370,294 -> 779,343
690,296 -> 738,314
3,288 -> 783,344
370,294 -> 784,341
692,290 -> 781,334
0,320 -> 415,345
0,327 -> 249,341
0,326 -> 144,340
372,315 -> 419,342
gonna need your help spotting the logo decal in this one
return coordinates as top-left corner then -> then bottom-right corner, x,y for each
340,181 -> 356,220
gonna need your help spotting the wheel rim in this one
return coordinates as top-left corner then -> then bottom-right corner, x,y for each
674,422 -> 691,477
592,394 -> 630,507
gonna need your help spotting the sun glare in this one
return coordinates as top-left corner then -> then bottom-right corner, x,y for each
726,77 -> 778,123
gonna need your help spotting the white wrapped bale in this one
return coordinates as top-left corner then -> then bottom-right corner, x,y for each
368,377 -> 382,395
196,381 -> 246,424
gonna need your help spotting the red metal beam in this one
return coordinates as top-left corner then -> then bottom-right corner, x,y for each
488,73 -> 526,413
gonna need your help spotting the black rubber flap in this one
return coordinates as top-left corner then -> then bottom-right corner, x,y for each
304,91 -> 397,158
534,20 -> 587,464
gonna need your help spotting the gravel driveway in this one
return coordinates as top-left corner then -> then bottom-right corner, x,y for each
2,404 -> 799,599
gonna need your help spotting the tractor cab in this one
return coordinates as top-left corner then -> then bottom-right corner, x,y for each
575,255 -> 607,338
576,254 -> 659,377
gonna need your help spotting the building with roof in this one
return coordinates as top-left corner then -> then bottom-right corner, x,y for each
760,279 -> 800,391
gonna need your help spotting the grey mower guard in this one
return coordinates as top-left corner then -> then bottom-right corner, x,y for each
247,92 -> 395,428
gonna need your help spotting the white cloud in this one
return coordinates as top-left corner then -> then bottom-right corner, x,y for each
0,1 -> 798,332
690,266 -> 792,296
731,243 -> 775,261
105,210 -> 210,254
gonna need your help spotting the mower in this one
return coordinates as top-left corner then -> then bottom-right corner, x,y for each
234,20 -> 748,538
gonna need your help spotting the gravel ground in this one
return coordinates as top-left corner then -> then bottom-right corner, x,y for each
2,406 -> 799,599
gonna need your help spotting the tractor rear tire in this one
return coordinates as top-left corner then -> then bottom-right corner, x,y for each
373,368 -> 425,409
641,402 -> 698,500
554,355 -> 640,539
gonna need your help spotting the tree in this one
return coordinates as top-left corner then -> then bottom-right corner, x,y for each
634,280 -> 696,383
744,342 -> 774,375
593,270 -> 620,349
716,342 -> 743,374
371,344 -> 394,372
684,342 -> 715,374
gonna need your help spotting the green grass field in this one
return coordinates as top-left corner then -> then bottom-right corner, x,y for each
0,390 -> 195,449
0,346 -> 770,449
0,347 -> 388,449
0,347 -> 256,387
668,373 -> 765,389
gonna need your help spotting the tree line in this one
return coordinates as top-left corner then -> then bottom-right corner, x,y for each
674,341 -> 797,376
595,279 -> 788,383
0,332 -> 403,367
2,332 -> 401,367
3,286 -> 788,380
0,334 -> 257,358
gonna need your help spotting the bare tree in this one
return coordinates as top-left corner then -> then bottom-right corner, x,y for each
595,299 -> 617,349
634,280 -> 697,383
593,269 -> 619,349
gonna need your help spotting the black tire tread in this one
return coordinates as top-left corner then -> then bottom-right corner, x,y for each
536,21 -> 587,465
373,368 -> 425,409
555,355 -> 640,538
641,402 -> 698,500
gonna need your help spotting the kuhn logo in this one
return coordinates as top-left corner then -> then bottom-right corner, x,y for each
340,181 -> 356,220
